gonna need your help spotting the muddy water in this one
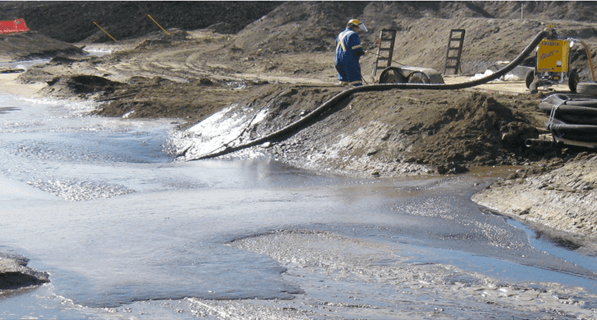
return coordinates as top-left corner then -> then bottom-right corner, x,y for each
0,82 -> 596,319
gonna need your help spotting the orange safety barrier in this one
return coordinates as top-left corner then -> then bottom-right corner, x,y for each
0,18 -> 30,34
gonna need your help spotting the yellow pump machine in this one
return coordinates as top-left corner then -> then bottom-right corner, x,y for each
526,26 -> 596,93
537,39 -> 570,75
526,37 -> 578,92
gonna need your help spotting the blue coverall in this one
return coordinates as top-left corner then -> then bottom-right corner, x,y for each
335,28 -> 365,86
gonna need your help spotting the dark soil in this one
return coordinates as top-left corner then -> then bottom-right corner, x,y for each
93,76 -> 263,121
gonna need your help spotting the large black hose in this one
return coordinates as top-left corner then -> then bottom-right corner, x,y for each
190,30 -> 551,160
540,93 -> 597,140
540,93 -> 597,108
539,94 -> 597,119
548,119 -> 597,142
539,99 -> 597,124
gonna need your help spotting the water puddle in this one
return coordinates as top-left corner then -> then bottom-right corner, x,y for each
0,59 -> 49,71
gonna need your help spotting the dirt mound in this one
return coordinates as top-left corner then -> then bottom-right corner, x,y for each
400,92 -> 539,171
0,32 -> 83,62
260,89 -> 558,177
94,77 -> 264,121
170,83 -> 564,177
37,73 -> 270,123
473,151 -> 597,241
45,75 -> 122,95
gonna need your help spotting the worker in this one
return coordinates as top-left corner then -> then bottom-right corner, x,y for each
335,19 -> 368,86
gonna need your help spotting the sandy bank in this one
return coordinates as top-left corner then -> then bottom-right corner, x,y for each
0,73 -> 45,97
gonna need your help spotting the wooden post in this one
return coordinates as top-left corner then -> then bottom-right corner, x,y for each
92,21 -> 117,42
147,14 -> 170,36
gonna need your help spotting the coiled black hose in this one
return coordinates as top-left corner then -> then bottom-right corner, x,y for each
539,94 -> 597,125
539,93 -> 597,142
190,30 -> 551,160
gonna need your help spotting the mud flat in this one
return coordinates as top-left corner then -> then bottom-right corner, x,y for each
472,154 -> 597,251
0,72 -> 45,97
219,230 -> 597,319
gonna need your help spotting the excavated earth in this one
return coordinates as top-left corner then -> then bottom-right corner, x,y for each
3,1 -> 597,292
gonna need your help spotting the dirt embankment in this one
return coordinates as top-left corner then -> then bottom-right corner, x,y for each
472,154 -> 597,244
3,1 -> 597,258
205,87 -> 554,176
0,254 -> 49,298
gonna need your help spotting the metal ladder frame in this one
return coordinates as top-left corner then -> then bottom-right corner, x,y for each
443,29 -> 466,75
371,29 -> 397,82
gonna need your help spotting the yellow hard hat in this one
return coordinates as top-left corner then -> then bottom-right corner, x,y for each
347,19 -> 367,32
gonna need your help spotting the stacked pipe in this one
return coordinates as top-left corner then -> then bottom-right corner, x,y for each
539,94 -> 597,145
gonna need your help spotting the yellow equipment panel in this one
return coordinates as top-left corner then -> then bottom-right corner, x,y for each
537,39 -> 569,73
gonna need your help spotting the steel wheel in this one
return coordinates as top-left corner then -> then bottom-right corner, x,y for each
379,67 -> 406,84
408,72 -> 429,84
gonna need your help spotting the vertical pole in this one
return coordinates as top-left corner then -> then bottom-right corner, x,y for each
521,3 -> 523,20
92,21 -> 117,42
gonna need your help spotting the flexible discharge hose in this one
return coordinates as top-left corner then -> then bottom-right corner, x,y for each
580,40 -> 597,82
190,30 -> 551,160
